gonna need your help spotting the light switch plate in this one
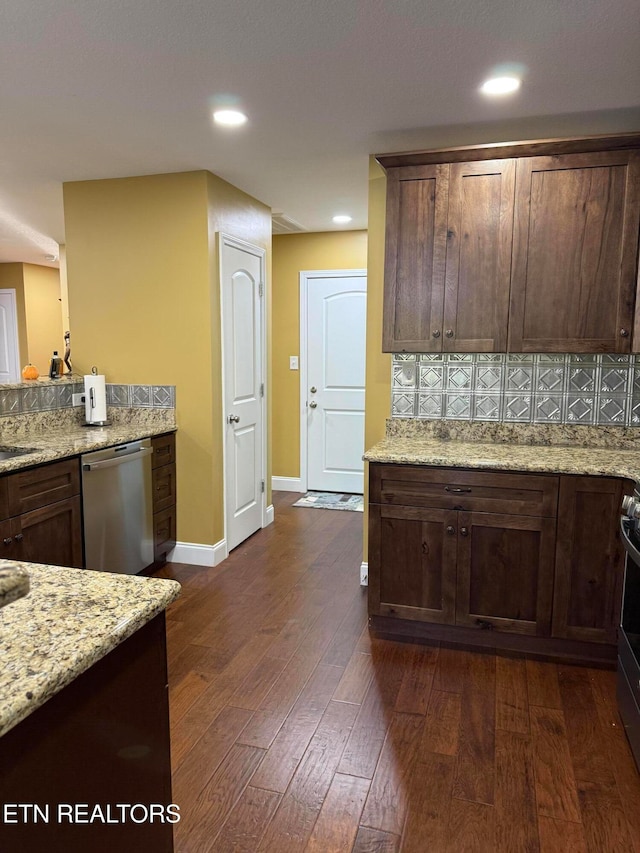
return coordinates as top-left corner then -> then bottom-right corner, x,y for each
289,356 -> 299,370
72,392 -> 85,406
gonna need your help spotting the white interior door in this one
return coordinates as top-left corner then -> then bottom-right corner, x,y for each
0,290 -> 20,383
221,237 -> 265,552
304,272 -> 367,494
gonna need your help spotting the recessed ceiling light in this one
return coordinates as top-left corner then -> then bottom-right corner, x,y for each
213,109 -> 248,127
480,76 -> 521,96
332,214 -> 352,224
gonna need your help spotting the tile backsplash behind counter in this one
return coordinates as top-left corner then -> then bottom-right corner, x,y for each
0,379 -> 175,416
392,353 -> 640,427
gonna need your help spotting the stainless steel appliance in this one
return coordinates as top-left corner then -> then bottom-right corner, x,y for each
618,489 -> 640,770
81,441 -> 154,574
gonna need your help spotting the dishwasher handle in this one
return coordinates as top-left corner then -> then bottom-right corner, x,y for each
82,446 -> 153,472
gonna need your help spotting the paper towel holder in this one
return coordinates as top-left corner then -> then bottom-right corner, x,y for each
84,367 -> 110,427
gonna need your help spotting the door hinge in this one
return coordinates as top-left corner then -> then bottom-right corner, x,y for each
260,382 -> 264,398
261,480 -> 265,493
259,282 -> 264,298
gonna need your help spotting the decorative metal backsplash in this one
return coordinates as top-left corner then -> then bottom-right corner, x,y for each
391,353 -> 640,426
0,382 -> 175,417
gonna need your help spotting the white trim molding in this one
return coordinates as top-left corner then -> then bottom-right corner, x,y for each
272,476 -> 304,492
168,539 -> 228,567
265,504 -> 275,526
360,562 -> 368,586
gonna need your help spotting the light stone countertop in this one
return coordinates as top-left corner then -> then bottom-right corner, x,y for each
0,560 -> 180,738
364,420 -> 640,482
0,408 -> 176,475
0,566 -> 29,610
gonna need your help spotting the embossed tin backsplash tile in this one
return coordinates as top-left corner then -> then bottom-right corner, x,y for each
0,380 -> 176,417
391,353 -> 640,427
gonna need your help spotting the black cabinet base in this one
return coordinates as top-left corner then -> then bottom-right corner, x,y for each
369,614 -> 617,668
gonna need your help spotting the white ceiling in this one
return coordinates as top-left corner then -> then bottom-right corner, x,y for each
1,0 -> 639,265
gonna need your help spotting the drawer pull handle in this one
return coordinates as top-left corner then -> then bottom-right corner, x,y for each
445,486 -> 471,494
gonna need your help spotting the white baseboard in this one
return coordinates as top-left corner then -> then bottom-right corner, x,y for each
272,476 -> 304,492
264,504 -> 275,526
360,561 -> 368,586
168,538 -> 227,567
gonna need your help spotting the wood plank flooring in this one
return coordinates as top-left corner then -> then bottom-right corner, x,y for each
156,492 -> 640,853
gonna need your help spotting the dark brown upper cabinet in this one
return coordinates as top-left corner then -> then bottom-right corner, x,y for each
508,150 -> 640,353
378,134 -> 640,354
383,159 -> 515,352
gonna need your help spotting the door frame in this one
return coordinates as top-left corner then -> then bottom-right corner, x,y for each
0,289 -> 21,384
218,233 -> 269,556
298,268 -> 367,494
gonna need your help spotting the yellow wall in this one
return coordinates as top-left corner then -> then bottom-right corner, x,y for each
271,230 -> 368,477
363,161 -> 392,557
22,264 -> 64,374
0,263 -> 28,369
64,172 -> 216,545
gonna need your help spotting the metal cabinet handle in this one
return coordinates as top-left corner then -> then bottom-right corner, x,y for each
432,330 -> 441,339
445,329 -> 454,338
14,534 -> 23,542
620,329 -> 630,337
3,537 -> 11,546
446,525 -> 455,536
309,401 -> 318,409
460,527 -> 469,537
227,414 -> 240,423
445,486 -> 472,494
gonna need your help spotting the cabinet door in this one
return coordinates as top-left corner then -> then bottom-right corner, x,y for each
7,458 -> 80,516
508,150 -> 640,352
17,496 -> 83,568
442,159 -> 515,352
553,476 -> 625,644
369,504 -> 457,623
455,511 -> 555,636
382,164 -> 449,352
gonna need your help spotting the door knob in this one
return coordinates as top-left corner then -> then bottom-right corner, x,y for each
309,401 -> 318,409
227,414 -> 240,424
432,330 -> 441,338
445,329 -> 454,338
310,386 -> 317,393
460,527 -> 469,537
620,329 -> 630,337
446,525 -> 455,535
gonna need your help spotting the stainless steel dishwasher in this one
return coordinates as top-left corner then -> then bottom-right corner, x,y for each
81,440 -> 154,574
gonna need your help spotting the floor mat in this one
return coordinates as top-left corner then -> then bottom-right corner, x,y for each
292,491 -> 364,512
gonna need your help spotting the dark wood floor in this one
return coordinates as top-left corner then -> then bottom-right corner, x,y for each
156,492 -> 640,853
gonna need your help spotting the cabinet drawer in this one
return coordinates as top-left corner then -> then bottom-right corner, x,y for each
151,434 -> 176,469
152,464 -> 176,513
7,459 -> 80,516
154,507 -> 176,561
370,464 -> 558,517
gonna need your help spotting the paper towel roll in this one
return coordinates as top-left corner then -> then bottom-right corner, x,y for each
84,374 -> 108,425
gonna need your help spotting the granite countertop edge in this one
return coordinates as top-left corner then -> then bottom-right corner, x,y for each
0,563 -> 181,739
364,437 -> 640,482
0,566 -> 29,609
0,422 -> 177,475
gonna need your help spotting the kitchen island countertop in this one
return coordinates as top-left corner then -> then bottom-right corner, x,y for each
0,560 -> 180,738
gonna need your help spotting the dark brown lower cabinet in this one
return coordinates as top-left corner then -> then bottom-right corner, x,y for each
151,434 -> 177,564
455,511 -> 556,637
17,495 -> 83,568
368,463 -> 629,665
0,614 -> 174,853
552,476 -> 626,644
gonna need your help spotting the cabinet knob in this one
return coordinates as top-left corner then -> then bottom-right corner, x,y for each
432,330 -> 441,339
620,329 -> 630,337
446,525 -> 455,535
3,537 -> 12,546
445,329 -> 454,338
460,527 -> 469,537
14,533 -> 23,542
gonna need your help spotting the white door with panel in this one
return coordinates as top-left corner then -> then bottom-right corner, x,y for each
305,272 -> 367,494
0,290 -> 20,384
221,237 -> 265,552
